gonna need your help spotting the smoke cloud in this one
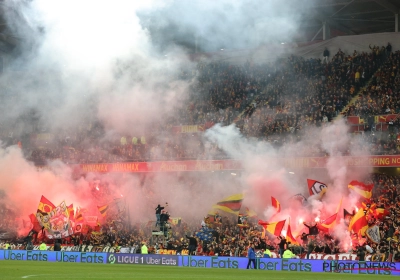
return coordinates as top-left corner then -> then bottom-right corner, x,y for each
0,0 -> 372,247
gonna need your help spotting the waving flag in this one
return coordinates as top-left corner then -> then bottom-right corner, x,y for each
245,207 -> 257,217
97,204 -> 109,217
68,204 -> 74,221
286,220 -> 298,245
271,197 -> 281,213
307,179 -> 328,196
349,207 -> 368,237
36,196 -> 56,232
317,198 -> 342,232
348,181 -> 373,199
259,219 -> 286,237
343,209 -> 354,227
211,193 -> 243,215
196,227 -> 214,242
374,208 -> 390,219
37,196 -> 55,214
29,213 -> 42,232
317,213 -> 338,232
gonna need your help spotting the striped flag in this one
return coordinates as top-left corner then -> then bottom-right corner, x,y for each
259,219 -> 286,237
349,207 -> 368,237
271,196 -> 281,213
348,181 -> 373,199
211,193 -> 243,215
97,204 -> 109,217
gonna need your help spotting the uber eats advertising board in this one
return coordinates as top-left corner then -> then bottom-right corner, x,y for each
1,250 -> 400,276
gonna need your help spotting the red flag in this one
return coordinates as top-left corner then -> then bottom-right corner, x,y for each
29,213 -> 42,232
271,196 -> 281,213
348,181 -> 373,199
307,179 -> 328,196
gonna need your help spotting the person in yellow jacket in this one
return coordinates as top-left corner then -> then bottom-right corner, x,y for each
282,248 -> 296,258
5,242 -> 11,250
39,242 -> 47,251
264,248 -> 271,258
141,242 -> 148,254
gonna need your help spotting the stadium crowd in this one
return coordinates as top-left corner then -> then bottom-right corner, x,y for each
1,44 -> 400,261
0,44 -> 398,164
1,173 -> 400,261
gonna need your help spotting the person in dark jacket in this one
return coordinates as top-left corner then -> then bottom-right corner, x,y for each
357,246 -> 366,261
186,234 -> 198,255
246,244 -> 257,269
155,204 -> 165,227
159,211 -> 170,236
323,48 -> 330,64
54,239 -> 61,251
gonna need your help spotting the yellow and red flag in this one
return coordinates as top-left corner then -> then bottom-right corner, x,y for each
286,220 -> 299,245
271,196 -> 281,213
317,198 -> 342,232
37,195 -> 55,214
374,208 -> 390,219
348,181 -> 373,199
317,213 -> 338,232
67,204 -> 74,221
258,219 -> 286,237
349,207 -> 368,237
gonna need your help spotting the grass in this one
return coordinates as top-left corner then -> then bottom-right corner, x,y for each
0,260 -> 396,280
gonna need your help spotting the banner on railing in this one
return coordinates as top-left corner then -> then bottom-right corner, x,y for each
74,155 -> 400,174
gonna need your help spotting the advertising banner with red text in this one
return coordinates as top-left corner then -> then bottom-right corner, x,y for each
74,155 -> 400,174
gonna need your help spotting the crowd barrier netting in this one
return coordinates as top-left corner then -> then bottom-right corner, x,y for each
1,250 -> 400,276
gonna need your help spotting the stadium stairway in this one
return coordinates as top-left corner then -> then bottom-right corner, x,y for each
335,57 -> 390,121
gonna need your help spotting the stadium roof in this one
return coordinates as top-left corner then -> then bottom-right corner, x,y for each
304,0 -> 400,40
0,0 -> 399,54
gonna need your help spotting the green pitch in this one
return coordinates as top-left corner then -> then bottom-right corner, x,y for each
0,260 -> 394,280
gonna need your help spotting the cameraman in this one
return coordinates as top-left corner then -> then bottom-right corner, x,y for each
160,211 -> 170,237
